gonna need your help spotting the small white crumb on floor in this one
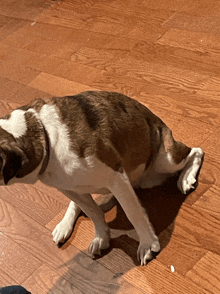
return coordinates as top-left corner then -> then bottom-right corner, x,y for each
171,265 -> 175,272
31,21 -> 36,26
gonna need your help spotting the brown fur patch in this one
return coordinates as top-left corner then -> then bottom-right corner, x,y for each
50,91 -> 165,173
15,111 -> 46,178
18,98 -> 46,112
162,127 -> 191,164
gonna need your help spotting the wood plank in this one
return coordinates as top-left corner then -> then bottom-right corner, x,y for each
0,18 -> 30,41
0,0 -> 52,20
198,77 -> 220,101
23,265 -> 84,294
158,28 -> 220,54
163,12 -> 220,35
158,226 -> 207,276
0,269 -> 17,287
28,72 -> 97,96
0,60 -> 40,85
10,86 -> 50,105
3,28 -> 220,132
123,260 -> 210,294
172,204 -> 220,255
1,32 -> 79,60
0,15 -> 12,28
23,257 -> 144,294
0,78 -> 24,106
201,128 -> 220,163
9,32 -> 216,133
0,198 -> 80,269
130,40 -> 220,76
33,181 -> 70,207
193,185 -> 220,218
62,0 -> 188,13
0,183 -> 68,226
186,251 -> 220,294
181,0 -> 220,16
0,21 -> 136,55
94,0 -> 174,21
0,30 -> 131,63
0,232 -> 42,284
35,0 -> 167,41
139,92 -> 220,127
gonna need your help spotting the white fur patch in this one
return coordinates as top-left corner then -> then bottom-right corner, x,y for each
52,201 -> 81,244
177,147 -> 204,194
39,104 -> 79,173
0,109 -> 27,138
38,104 -> 115,192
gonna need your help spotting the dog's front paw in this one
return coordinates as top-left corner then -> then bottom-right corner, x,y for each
88,234 -> 110,258
137,239 -> 160,266
52,220 -> 73,245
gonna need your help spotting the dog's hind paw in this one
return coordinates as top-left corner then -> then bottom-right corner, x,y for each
137,239 -> 161,266
88,235 -> 110,258
177,147 -> 204,194
178,174 -> 196,194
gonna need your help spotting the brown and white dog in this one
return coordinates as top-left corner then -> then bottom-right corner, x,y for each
0,91 -> 204,265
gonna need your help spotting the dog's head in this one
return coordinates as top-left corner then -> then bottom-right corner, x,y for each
0,128 -> 28,185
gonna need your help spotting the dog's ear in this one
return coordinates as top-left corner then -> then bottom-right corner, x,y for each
0,143 -> 28,185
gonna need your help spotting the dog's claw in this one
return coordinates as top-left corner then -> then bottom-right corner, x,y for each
88,236 -> 110,258
137,240 -> 160,266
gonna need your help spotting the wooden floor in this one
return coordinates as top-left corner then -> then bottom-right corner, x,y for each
0,0 -> 220,293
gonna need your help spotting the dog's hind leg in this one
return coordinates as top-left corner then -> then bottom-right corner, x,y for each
107,170 -> 160,265
143,127 -> 204,194
57,190 -> 110,257
52,201 -> 81,245
177,147 -> 204,194
158,127 -> 204,194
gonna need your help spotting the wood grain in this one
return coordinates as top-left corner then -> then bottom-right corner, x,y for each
186,251 -> 220,294
173,204 -> 220,254
0,269 -> 17,287
0,183 -> 68,226
0,0 -> 220,292
29,72 -> 96,96
23,265 -> 84,294
0,232 -> 41,284
123,260 -> 210,294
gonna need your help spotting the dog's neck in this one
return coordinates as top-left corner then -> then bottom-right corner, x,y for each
38,124 -> 50,176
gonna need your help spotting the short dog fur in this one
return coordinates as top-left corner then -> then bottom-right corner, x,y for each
0,91 -> 204,265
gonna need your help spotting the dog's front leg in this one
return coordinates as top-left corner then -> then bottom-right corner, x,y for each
58,190 -> 110,257
108,169 -> 160,265
52,201 -> 81,245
